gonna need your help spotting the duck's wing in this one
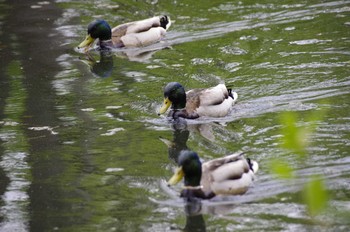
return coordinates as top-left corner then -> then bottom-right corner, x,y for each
187,84 -> 238,117
111,16 -> 163,36
187,84 -> 229,106
120,27 -> 166,47
202,152 -> 248,179
201,153 -> 257,195
111,23 -> 128,38
126,16 -> 165,33
196,97 -> 234,117
111,17 -> 168,47
210,172 -> 255,195
184,84 -> 226,114
110,24 -> 129,47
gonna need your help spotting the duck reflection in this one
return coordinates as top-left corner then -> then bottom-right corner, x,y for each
159,119 -> 239,163
114,45 -> 170,62
79,44 -> 170,77
159,121 -> 189,163
183,200 -> 206,232
79,51 -> 114,78
0,167 -> 10,198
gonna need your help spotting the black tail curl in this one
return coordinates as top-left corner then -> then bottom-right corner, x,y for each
228,88 -> 234,98
247,158 -> 254,171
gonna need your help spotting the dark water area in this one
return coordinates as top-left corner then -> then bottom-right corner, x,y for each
0,0 -> 349,231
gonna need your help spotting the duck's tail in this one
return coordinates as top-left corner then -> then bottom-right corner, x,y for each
227,88 -> 238,102
247,158 -> 259,174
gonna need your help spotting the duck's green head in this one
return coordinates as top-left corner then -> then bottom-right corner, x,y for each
168,150 -> 202,187
78,19 -> 112,50
159,82 -> 186,114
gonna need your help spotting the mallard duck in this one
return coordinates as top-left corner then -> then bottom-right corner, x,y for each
168,150 -> 258,199
158,82 -> 238,119
78,15 -> 171,51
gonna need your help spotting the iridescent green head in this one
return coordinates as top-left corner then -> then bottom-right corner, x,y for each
78,19 -> 112,50
159,82 -> 187,114
168,150 -> 202,187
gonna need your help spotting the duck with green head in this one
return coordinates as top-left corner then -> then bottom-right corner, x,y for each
168,150 -> 258,200
158,82 -> 238,119
78,15 -> 171,51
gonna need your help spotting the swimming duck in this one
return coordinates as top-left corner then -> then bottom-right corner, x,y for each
168,150 -> 258,199
78,15 -> 171,51
158,82 -> 238,119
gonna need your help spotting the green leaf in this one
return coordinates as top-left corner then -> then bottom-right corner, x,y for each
269,158 -> 294,179
279,112 -> 307,157
303,175 -> 328,217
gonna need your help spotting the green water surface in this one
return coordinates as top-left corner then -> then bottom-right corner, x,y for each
0,0 -> 349,231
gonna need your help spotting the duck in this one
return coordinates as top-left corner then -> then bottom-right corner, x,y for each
78,15 -> 171,51
168,150 -> 258,199
158,82 -> 238,119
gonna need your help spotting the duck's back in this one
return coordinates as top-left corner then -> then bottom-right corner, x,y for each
186,84 -> 227,105
112,17 -> 163,36
125,17 -> 163,33
201,153 -> 257,195
111,17 -> 167,47
186,84 -> 237,117
121,27 -> 166,47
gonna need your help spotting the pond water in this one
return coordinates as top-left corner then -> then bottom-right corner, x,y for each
0,0 -> 349,231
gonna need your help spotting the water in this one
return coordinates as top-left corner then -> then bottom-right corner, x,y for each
0,0 -> 349,231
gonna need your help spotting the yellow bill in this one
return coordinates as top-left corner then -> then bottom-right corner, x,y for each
159,97 -> 172,114
78,34 -> 95,49
168,167 -> 184,185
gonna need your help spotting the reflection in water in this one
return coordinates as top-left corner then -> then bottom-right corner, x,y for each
0,151 -> 30,232
0,155 -> 10,224
0,166 -> 10,198
187,123 -> 217,142
155,117 -> 241,159
159,121 -> 189,163
113,44 -> 171,62
86,43 -> 171,61
158,119 -> 235,162
79,44 -> 171,77
80,51 -> 114,78
0,0 -> 78,231
183,201 -> 206,232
